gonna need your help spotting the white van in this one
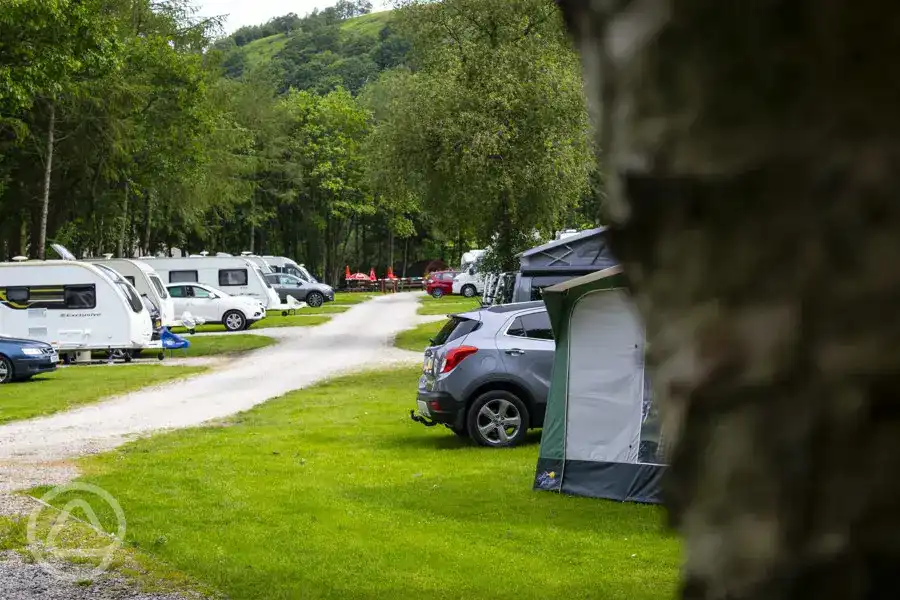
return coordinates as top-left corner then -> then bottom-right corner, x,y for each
0,261 -> 156,359
451,250 -> 487,298
143,256 -> 279,309
87,258 -> 175,326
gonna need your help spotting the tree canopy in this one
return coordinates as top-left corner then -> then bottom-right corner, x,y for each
0,0 -> 600,280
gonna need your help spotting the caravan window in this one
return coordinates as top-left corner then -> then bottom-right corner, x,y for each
125,276 -> 136,286
219,269 -> 248,286
256,268 -> 272,288
6,288 -> 29,304
64,285 -> 96,309
170,270 -> 198,283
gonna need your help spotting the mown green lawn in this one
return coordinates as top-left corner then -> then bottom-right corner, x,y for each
417,295 -> 481,316
48,368 -> 680,600
180,334 -> 275,357
171,314 -> 330,334
0,366 -> 205,425
395,320 -> 447,352
268,304 -> 348,316
333,292 -> 376,305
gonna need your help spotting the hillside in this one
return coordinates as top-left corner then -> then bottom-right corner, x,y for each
220,10 -> 406,94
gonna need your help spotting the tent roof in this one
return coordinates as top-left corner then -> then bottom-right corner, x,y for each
517,227 -> 607,258
543,266 -> 623,293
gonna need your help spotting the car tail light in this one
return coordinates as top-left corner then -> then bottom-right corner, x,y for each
441,345 -> 478,373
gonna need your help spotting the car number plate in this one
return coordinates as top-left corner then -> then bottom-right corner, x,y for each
417,400 -> 431,417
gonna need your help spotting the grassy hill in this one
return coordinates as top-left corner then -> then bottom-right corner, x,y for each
234,11 -> 397,81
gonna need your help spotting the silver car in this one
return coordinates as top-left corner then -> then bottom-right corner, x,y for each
410,301 -> 554,447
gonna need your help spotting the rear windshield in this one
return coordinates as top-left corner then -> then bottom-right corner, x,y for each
432,317 -> 481,347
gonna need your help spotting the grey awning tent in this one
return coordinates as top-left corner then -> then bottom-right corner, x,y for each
533,266 -> 667,504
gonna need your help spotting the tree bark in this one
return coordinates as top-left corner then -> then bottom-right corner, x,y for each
142,194 -> 152,256
118,181 -> 129,258
37,101 -> 55,260
558,1 -> 900,599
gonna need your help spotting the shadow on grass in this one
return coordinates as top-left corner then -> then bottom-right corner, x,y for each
379,428 -> 543,452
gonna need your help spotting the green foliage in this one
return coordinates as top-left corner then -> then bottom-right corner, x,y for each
367,0 -> 596,269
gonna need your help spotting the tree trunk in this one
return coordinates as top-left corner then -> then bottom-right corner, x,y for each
37,101 -> 55,260
388,228 -> 394,272
118,181 -> 129,258
559,2 -> 900,599
402,236 -> 409,278
142,194 -> 152,256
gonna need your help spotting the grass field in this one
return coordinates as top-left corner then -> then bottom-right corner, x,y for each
268,305 -> 349,316
0,366 -> 205,425
42,368 -> 680,599
333,292 -> 376,305
171,314 -> 330,334
417,295 -> 481,316
395,320 -> 446,352
180,334 -> 275,357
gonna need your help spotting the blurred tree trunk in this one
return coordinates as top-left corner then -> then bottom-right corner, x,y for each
558,1 -> 900,599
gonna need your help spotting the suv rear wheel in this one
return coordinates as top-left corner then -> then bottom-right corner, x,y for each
467,390 -> 529,448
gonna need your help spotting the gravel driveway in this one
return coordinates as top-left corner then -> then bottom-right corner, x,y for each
0,292 -> 424,467
0,292 -> 433,599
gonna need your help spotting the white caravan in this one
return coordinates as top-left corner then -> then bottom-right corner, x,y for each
0,261 -> 156,359
87,258 -> 176,326
240,254 -> 275,274
452,249 -> 487,298
142,256 -> 280,309
262,256 -> 317,282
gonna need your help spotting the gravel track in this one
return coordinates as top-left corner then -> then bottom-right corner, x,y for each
0,293 -> 431,599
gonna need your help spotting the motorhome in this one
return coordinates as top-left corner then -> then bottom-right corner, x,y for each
451,250 -> 487,298
142,256 -> 280,308
87,258 -> 176,326
0,260 -> 156,361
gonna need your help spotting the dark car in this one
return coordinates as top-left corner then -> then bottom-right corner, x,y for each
425,270 -> 457,298
0,337 -> 58,384
410,301 -> 554,447
264,273 -> 335,308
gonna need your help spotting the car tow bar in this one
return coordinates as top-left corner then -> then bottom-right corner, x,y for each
409,410 -> 439,427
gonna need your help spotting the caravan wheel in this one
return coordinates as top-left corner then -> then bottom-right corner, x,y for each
461,285 -> 477,298
467,391 -> 529,448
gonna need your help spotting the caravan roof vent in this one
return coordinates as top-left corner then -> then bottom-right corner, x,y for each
11,256 -> 28,262
103,253 -> 114,260
199,251 -> 210,257
240,251 -> 252,256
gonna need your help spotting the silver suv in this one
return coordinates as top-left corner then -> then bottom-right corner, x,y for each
410,301 -> 554,447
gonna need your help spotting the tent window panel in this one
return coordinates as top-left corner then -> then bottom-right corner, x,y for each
565,290 -> 645,464
64,285 -> 97,309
